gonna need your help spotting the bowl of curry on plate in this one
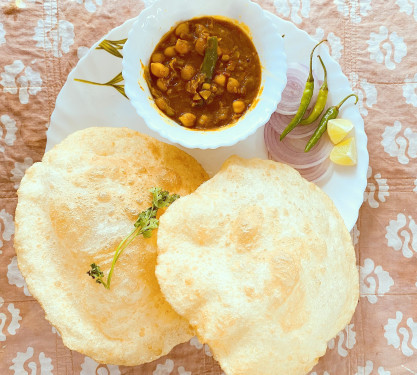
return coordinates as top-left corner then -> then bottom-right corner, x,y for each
122,0 -> 287,149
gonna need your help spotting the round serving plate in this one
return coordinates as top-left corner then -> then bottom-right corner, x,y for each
46,11 -> 368,231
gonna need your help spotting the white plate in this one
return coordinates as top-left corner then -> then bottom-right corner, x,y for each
46,12 -> 368,231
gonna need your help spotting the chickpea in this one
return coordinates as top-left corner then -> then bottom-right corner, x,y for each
232,100 -> 246,114
221,54 -> 230,62
199,90 -> 211,100
156,97 -> 174,116
164,46 -> 176,57
178,113 -> 196,127
227,77 -> 240,93
175,39 -> 190,54
198,115 -> 211,127
151,52 -> 165,63
195,37 -> 206,55
213,74 -> 226,87
175,22 -> 189,37
156,78 -> 167,91
150,62 -> 169,78
155,97 -> 168,112
181,64 -> 195,81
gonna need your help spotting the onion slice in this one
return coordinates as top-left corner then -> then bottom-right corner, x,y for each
276,63 -> 320,115
267,111 -> 318,139
267,152 -> 333,183
264,121 -> 332,169
297,157 -> 333,183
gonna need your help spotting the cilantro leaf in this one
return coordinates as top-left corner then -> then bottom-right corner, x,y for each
87,187 -> 179,289
151,187 -> 180,209
87,263 -> 109,288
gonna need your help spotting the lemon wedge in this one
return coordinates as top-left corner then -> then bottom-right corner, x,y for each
327,118 -> 354,144
330,137 -> 357,166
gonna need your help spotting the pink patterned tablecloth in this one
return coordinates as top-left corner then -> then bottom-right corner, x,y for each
1,0 -> 417,374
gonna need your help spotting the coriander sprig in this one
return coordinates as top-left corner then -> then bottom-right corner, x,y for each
87,187 -> 179,289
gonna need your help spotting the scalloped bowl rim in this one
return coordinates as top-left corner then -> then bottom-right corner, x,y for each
122,0 -> 287,149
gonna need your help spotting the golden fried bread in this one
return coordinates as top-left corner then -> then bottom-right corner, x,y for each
14,127 -> 208,365
156,156 -> 358,375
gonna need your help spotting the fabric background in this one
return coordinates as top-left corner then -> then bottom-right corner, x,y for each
1,0 -> 416,374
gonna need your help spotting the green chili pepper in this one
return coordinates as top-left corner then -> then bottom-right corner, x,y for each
201,36 -> 218,81
304,93 -> 358,152
280,39 -> 327,140
300,55 -> 328,125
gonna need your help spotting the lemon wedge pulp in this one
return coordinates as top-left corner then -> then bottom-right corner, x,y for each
330,137 -> 357,166
327,118 -> 354,144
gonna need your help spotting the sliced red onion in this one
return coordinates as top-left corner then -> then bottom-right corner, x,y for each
298,157 -> 333,183
267,151 -> 333,183
267,111 -> 318,139
276,63 -> 320,115
264,121 -> 332,169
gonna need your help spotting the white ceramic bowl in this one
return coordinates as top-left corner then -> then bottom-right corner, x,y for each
122,0 -> 287,149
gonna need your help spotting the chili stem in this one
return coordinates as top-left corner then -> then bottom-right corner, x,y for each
335,93 -> 358,110
307,39 -> 327,81
316,55 -> 328,92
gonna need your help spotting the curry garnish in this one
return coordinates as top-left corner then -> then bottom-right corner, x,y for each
201,36 -> 218,81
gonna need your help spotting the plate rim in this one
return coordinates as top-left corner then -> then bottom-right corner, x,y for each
47,10 -> 368,232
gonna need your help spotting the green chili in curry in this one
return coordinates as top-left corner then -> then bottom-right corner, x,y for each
201,36 -> 218,82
